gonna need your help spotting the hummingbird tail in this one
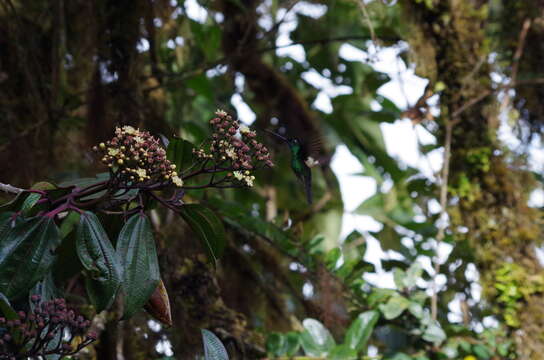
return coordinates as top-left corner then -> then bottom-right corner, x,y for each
305,185 -> 313,205
304,176 -> 313,205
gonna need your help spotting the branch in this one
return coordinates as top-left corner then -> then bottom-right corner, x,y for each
431,118 -> 453,321
499,18 -> 532,115
451,78 -> 544,120
0,182 -> 24,194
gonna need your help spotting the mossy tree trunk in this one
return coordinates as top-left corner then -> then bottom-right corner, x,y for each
401,1 -> 544,358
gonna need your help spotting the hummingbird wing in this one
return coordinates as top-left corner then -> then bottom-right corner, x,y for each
301,132 -> 326,166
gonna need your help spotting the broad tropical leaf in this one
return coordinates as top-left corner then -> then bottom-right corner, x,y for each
0,216 -> 60,299
116,214 -> 160,319
179,204 -> 226,266
202,329 -> 229,360
76,211 -> 122,311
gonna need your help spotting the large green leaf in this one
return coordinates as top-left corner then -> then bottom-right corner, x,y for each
179,204 -> 226,266
0,212 -> 14,238
0,216 -> 60,299
201,329 -> 229,360
76,211 -> 122,311
344,310 -> 380,351
166,137 -> 195,174
54,215 -> 84,284
116,214 -> 160,319
299,318 -> 336,357
212,200 -> 297,255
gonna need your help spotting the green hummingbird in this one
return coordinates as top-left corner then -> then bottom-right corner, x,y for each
265,129 -> 317,205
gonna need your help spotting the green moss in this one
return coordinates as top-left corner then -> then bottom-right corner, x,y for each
493,263 -> 544,328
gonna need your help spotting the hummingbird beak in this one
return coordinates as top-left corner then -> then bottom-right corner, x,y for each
264,129 -> 289,143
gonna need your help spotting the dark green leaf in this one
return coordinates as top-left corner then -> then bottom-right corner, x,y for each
53,224 -> 83,283
0,212 -> 15,238
187,74 -> 215,102
20,192 -> 41,213
212,200 -> 297,255
59,211 -> 81,239
266,333 -> 285,356
190,21 -> 221,61
179,204 -> 226,266
77,211 -> 122,311
0,191 -> 30,212
201,329 -> 229,360
0,216 -> 60,299
0,292 -> 17,320
266,332 -> 300,357
166,137 -> 195,174
344,310 -> 380,351
283,332 -> 301,357
30,271 -> 60,310
116,214 -> 160,319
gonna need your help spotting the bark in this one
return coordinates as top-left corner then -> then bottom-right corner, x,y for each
400,1 -> 544,358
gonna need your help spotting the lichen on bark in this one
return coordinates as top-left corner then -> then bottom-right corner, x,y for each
400,1 -> 544,358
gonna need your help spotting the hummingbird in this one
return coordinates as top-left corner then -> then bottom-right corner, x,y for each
265,129 -> 318,205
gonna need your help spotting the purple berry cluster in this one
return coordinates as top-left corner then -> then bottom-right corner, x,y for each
0,296 -> 96,359
93,125 -> 183,187
198,110 -> 273,187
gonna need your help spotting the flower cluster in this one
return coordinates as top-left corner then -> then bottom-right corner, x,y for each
93,125 -> 183,187
0,296 -> 96,359
194,109 -> 273,187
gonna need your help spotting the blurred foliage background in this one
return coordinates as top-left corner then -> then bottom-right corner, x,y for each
1,0 -> 544,359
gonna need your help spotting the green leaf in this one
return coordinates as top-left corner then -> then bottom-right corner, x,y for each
266,333 -> 285,356
0,216 -> 60,299
179,204 -> 226,266
368,288 -> 396,307
300,318 -> 336,357
0,212 -> 14,238
387,353 -> 413,360
379,294 -> 410,320
187,74 -> 215,102
76,211 -> 122,311
408,302 -> 424,319
116,214 -> 161,319
266,332 -> 300,357
283,332 -> 301,356
0,191 -> 30,212
329,344 -> 357,360
166,137 -> 195,174
59,211 -> 81,239
344,310 -> 380,351
20,192 -> 41,213
201,329 -> 229,360
472,344 -> 491,359
0,292 -> 17,320
404,262 -> 423,288
422,323 -> 446,345
190,21 -> 221,61
53,223 -> 84,284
